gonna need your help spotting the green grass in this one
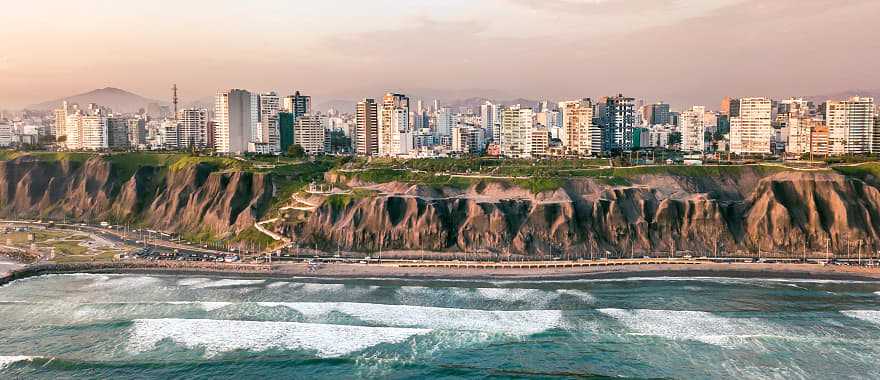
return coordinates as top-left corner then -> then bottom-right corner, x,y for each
233,226 -> 275,247
834,162 -> 880,180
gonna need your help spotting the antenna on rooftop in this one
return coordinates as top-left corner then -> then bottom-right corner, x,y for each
172,84 -> 179,119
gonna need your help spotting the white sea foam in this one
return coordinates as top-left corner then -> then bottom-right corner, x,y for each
256,302 -> 562,335
555,289 -> 596,303
128,318 -> 431,358
598,308 -> 774,347
181,279 -> 266,289
396,286 -> 592,307
164,301 -> 233,311
88,276 -> 161,289
842,310 -> 880,326
0,356 -> 42,368
176,278 -> 211,286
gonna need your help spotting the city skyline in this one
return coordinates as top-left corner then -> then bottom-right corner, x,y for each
2,0 -> 879,109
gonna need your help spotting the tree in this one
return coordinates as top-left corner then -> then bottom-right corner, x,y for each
287,144 -> 306,158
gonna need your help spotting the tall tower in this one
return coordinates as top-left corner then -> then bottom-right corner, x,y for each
172,84 -> 179,119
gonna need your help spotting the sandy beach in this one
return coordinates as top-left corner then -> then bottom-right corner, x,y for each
41,261 -> 880,282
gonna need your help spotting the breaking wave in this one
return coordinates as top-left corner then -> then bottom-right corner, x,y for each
128,318 -> 431,358
256,302 -> 562,335
598,308 -> 776,347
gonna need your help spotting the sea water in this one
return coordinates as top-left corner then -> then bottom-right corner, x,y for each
2,273 -> 880,379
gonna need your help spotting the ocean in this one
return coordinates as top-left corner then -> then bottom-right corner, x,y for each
1,273 -> 880,379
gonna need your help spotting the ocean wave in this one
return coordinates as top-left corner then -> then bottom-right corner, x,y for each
256,302 -> 562,335
395,286 -> 593,308
841,310 -> 880,326
128,318 -> 431,358
178,278 -> 267,289
88,276 -> 161,289
0,356 -> 44,369
598,308 -> 776,347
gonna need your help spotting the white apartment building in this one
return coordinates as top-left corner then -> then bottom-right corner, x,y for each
559,99 -> 597,155
679,106 -> 706,152
257,92 -> 281,153
451,126 -> 481,154
379,107 -> 410,156
730,97 -> 772,155
500,105 -> 534,158
480,101 -> 501,141
379,93 -> 409,156
177,109 -> 209,149
825,96 -> 874,155
214,89 -> 257,154
436,107 -> 454,138
80,115 -> 108,150
0,121 -> 13,147
294,114 -> 329,155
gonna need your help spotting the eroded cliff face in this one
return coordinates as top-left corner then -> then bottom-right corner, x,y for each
0,156 -> 273,235
285,168 -> 880,255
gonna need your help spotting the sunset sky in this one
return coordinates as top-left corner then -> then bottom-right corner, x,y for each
1,0 -> 878,109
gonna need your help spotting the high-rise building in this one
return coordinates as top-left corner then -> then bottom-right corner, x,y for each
530,127 -> 550,157
387,108 -> 411,156
52,101 -> 71,139
875,115 -> 880,154
177,109 -> 209,149
500,105 -> 534,158
451,126 -> 481,154
80,115 -> 108,150
648,102 -> 671,125
825,96 -> 874,155
257,92 -> 281,151
127,118 -> 146,148
679,106 -> 706,152
214,89 -> 257,154
720,97 -> 733,116
559,99 -> 598,156
810,124 -> 830,158
278,112 -> 295,153
480,101 -> 501,141
355,99 -> 379,156
162,119 -> 179,149
436,107 -> 454,138
729,97 -> 773,155
598,95 -> 636,152
294,114 -> 328,155
282,91 -> 311,119
107,117 -> 129,149
379,93 -> 409,156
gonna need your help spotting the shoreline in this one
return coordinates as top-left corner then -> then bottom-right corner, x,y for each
4,261 -> 880,285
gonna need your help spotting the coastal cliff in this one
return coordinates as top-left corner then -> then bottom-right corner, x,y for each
284,167 -> 880,256
0,156 -> 272,235
0,154 -> 878,257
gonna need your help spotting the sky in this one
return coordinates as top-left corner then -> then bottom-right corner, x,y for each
1,0 -> 878,110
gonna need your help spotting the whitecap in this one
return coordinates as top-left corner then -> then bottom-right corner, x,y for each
184,279 -> 266,289
256,302 -> 562,335
164,301 -> 232,311
842,310 -> 880,326
0,356 -> 42,368
598,308 -> 775,347
128,318 -> 431,358
555,289 -> 596,303
88,276 -> 161,289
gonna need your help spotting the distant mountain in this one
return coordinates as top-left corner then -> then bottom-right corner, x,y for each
27,87 -> 164,114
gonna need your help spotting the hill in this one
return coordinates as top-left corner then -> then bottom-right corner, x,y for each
27,87 -> 164,114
